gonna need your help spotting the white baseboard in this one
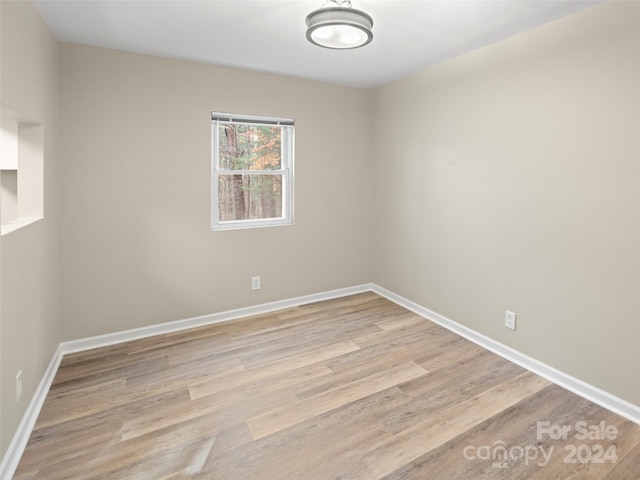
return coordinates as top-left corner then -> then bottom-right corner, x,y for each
60,284 -> 375,355
371,284 -> 640,426
3,282 -> 638,479
0,345 -> 64,480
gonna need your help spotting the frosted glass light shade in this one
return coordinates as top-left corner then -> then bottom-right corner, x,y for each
305,6 -> 373,49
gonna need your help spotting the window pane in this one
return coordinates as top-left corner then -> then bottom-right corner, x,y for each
217,124 -> 282,170
217,173 -> 283,221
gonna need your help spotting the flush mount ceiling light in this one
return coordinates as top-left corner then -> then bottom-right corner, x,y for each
305,0 -> 373,50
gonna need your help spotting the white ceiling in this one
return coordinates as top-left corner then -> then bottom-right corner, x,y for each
33,0 -> 603,89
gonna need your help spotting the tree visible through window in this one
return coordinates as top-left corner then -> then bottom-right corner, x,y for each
212,113 -> 294,230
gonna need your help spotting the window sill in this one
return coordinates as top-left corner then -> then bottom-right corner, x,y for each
1,216 -> 43,236
212,218 -> 294,231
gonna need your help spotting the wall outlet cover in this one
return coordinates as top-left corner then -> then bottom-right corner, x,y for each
505,310 -> 516,331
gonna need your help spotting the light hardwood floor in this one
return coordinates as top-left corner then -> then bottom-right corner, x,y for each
14,293 -> 640,479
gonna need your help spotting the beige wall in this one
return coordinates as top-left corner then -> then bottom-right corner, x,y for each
0,1 -> 60,454
59,44 -> 374,340
373,1 -> 640,406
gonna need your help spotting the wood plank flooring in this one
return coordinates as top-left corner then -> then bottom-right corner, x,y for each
13,293 -> 640,479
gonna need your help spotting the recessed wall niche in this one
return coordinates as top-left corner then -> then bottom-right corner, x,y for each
1,105 -> 44,235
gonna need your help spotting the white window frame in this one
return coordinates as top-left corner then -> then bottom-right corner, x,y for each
211,112 -> 294,231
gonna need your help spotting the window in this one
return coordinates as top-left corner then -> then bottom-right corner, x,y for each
212,112 -> 294,230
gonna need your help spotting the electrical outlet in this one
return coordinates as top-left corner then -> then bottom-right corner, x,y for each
16,370 -> 22,402
251,276 -> 261,291
505,310 -> 516,331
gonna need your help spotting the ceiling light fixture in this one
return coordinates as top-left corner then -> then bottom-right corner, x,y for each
305,0 -> 373,50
